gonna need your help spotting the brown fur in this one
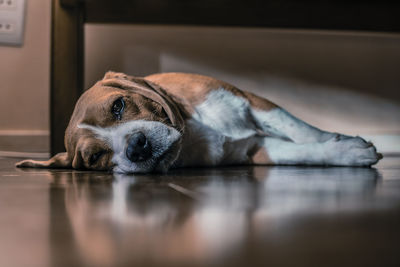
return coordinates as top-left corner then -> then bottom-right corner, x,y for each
145,73 -> 278,112
64,74 -> 177,170
250,147 -> 273,165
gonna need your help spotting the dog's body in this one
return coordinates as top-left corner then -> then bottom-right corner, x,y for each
17,72 -> 382,173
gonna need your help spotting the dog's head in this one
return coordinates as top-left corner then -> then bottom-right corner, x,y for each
17,72 -> 185,173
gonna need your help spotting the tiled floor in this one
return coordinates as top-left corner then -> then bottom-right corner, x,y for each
0,156 -> 399,267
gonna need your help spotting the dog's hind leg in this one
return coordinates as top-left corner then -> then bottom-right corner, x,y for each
248,102 -> 383,165
245,93 -> 383,165
253,136 -> 382,166
241,91 -> 335,143
251,107 -> 337,143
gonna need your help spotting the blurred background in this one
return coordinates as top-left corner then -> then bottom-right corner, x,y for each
0,0 -> 399,155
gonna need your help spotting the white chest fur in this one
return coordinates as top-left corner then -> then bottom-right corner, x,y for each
176,89 -> 262,167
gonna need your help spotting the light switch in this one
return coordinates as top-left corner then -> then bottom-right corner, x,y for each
0,0 -> 26,46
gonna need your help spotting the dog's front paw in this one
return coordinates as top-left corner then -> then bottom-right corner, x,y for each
323,135 -> 383,166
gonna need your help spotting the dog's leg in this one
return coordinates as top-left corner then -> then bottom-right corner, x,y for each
249,106 -> 382,166
255,136 -> 382,166
252,107 -> 347,143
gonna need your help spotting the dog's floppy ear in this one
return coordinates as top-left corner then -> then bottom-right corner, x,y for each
101,71 -> 186,131
15,152 -> 72,169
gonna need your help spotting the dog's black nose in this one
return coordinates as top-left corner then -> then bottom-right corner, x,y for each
126,132 -> 152,162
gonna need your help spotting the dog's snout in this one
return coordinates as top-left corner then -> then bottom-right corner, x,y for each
126,132 -> 152,162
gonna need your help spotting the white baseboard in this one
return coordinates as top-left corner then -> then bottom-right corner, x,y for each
0,131 -> 49,157
0,151 -> 50,159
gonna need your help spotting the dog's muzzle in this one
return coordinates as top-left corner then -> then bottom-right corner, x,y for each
126,132 -> 152,162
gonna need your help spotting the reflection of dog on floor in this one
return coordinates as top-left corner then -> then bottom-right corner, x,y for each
54,172 -> 243,266
17,72 -> 382,173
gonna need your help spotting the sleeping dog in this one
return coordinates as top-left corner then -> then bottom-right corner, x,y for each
16,72 -> 382,173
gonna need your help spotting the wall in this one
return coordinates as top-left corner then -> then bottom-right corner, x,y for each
0,10 -> 399,154
0,0 -> 51,154
85,25 -> 400,153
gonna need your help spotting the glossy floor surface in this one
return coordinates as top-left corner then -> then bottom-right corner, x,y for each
1,157 -> 400,267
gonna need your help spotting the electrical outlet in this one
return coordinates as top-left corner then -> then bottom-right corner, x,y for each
0,21 -> 15,33
0,0 -> 25,46
0,0 -> 18,10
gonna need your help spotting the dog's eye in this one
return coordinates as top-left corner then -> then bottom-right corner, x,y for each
111,97 -> 125,120
89,151 -> 105,165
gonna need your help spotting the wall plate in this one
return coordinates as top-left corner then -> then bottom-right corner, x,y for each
0,0 -> 26,46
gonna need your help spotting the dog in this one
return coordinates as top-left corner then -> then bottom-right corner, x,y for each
16,71 -> 382,173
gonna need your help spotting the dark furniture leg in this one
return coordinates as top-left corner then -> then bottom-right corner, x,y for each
51,0 -> 84,155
